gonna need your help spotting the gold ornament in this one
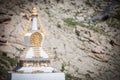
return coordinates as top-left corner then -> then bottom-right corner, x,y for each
30,32 -> 42,47
31,7 -> 38,16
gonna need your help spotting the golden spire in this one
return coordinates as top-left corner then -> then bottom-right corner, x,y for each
20,7 -> 47,36
31,7 -> 38,15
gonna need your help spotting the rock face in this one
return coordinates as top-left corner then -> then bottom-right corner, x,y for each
0,0 -> 120,80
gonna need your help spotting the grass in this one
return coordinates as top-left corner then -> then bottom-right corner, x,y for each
0,67 -> 7,80
79,23 -> 108,36
63,18 -> 78,28
113,12 -> 120,21
0,52 -> 17,80
65,73 -> 81,80
63,18 -> 108,36
60,63 -> 65,72
65,73 -> 73,80
110,12 -> 120,29
106,17 -> 120,30
0,53 -> 17,66
84,0 -> 92,7
15,47 -> 23,52
75,29 -> 80,36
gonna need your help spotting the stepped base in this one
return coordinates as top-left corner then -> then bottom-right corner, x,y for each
7,72 -> 65,80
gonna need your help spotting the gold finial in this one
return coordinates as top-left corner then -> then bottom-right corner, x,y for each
31,7 -> 38,15
20,7 -> 47,36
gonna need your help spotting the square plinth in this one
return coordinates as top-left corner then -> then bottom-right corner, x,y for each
7,72 -> 65,80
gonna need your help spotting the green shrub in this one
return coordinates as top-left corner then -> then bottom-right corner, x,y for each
84,0 -> 92,7
65,73 -> 81,80
65,73 -> 73,80
75,29 -> 80,36
63,18 -> 78,27
60,63 -> 65,72
0,52 -> 17,80
63,18 -> 108,36
113,13 -> 120,21
0,53 -> 17,66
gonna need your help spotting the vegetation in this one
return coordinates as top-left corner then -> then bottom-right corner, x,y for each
60,63 -> 65,72
113,12 -> 120,21
75,29 -> 80,36
0,66 -> 8,80
0,52 -> 17,80
65,73 -> 73,80
65,73 -> 81,80
63,18 -> 108,36
60,61 -> 81,80
84,0 -> 92,7
63,18 -> 78,28
79,23 -> 108,36
106,17 -> 120,30
15,47 -> 23,53
0,53 -> 17,66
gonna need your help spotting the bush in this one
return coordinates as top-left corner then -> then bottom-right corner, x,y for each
75,29 -> 80,36
65,73 -> 73,80
64,18 -> 108,36
60,63 -> 65,72
63,18 -> 78,27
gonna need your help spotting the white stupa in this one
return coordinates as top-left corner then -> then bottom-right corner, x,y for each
16,7 -> 55,73
8,8 -> 65,80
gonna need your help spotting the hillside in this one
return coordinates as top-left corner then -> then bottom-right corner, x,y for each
0,0 -> 120,80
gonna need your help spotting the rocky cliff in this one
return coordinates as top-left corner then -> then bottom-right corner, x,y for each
0,0 -> 120,80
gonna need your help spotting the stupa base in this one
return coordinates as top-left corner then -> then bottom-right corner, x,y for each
7,72 -> 65,80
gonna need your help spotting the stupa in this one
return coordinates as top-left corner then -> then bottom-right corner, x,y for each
8,8 -> 65,80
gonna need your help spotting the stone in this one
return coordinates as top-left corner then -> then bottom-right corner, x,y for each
8,72 -> 65,80
0,16 -> 11,23
77,17 -> 84,21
